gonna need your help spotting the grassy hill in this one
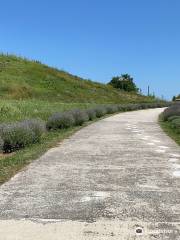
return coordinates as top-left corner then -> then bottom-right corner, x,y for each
0,54 -> 167,184
0,54 -> 154,103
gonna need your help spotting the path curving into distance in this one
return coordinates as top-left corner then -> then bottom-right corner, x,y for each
0,108 -> 180,239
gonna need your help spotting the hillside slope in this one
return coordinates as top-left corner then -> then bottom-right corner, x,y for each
0,54 -> 153,103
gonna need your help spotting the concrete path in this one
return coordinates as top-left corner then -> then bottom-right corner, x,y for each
0,108 -> 180,239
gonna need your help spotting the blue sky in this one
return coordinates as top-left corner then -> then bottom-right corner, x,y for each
0,0 -> 180,99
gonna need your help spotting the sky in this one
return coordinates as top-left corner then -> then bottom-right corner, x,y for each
0,0 -> 180,100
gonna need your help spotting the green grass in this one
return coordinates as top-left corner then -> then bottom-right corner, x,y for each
159,120 -> 180,146
0,99 -> 95,123
0,54 -> 155,103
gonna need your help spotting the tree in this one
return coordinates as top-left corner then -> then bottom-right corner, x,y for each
172,96 -> 176,101
108,74 -> 139,92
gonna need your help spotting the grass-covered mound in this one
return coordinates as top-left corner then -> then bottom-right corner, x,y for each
0,53 -> 169,184
0,54 -> 156,103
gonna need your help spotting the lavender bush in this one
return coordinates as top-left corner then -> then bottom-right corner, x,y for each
22,119 -> 46,142
0,123 -> 35,152
46,112 -> 75,130
86,109 -> 97,120
161,103 -> 180,121
94,106 -> 107,118
0,119 -> 46,153
105,105 -> 119,114
69,109 -> 89,125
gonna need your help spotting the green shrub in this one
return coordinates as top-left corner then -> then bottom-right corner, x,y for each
69,109 -> 89,125
130,104 -> 140,110
86,109 -> 96,120
126,104 -> 140,111
168,116 -> 180,122
22,119 -> 46,142
170,118 -> 180,131
46,112 -> 75,130
117,105 -> 124,111
117,102 -> 169,113
0,123 -> 35,153
0,119 -> 46,153
105,105 -> 119,114
94,106 -> 107,118
117,104 -> 134,111
108,74 -> 138,92
161,104 -> 180,121
138,103 -> 148,109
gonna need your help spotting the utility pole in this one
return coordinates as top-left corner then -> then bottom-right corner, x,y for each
147,85 -> 150,96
